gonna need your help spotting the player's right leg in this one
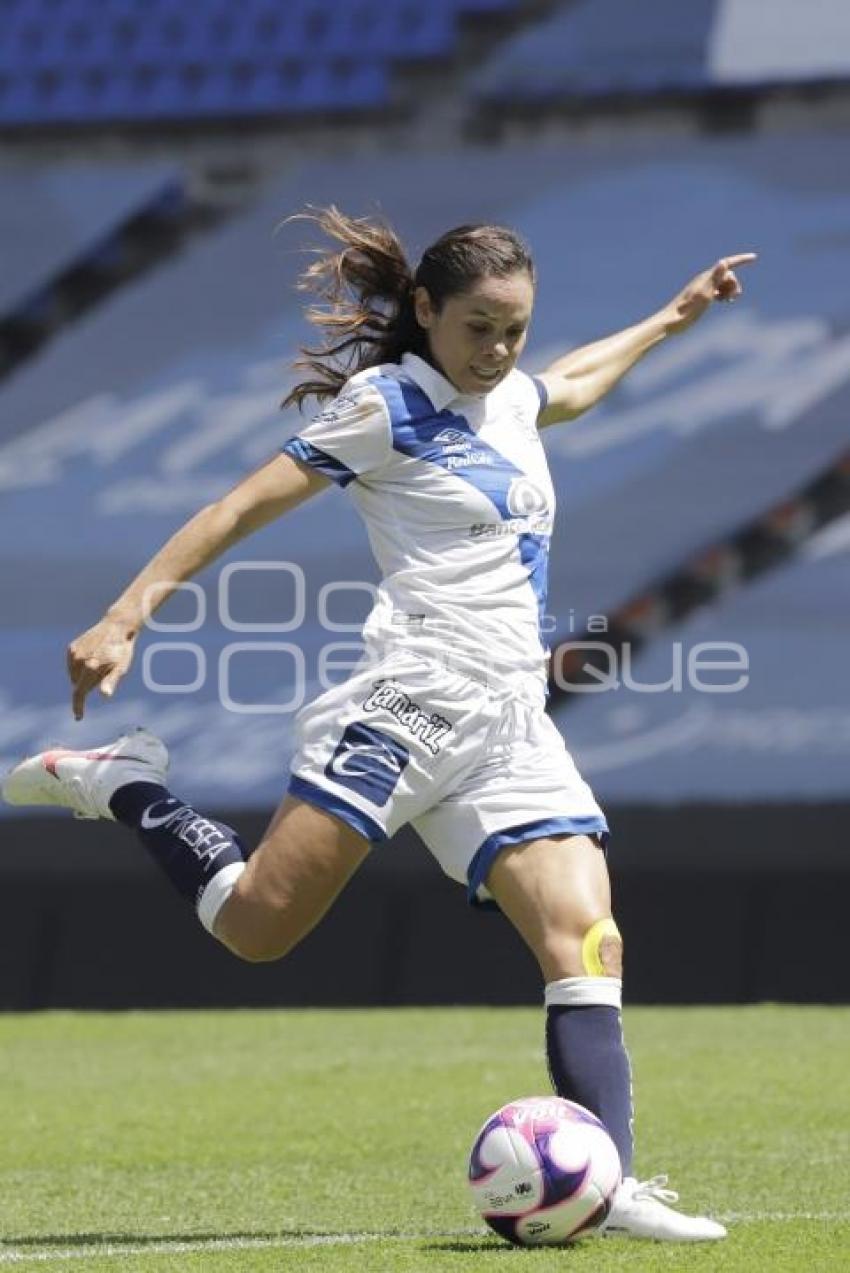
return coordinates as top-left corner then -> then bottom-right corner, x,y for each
213,794 -> 369,961
2,728 -> 369,961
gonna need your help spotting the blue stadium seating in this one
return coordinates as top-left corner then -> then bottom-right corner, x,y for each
0,0 -> 503,123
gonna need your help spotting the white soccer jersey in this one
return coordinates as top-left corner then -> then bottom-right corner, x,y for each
282,353 -> 554,696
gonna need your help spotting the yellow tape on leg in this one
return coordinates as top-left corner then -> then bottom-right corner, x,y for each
581,917 -> 622,977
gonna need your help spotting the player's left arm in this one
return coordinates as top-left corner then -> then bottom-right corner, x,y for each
536,253 -> 757,428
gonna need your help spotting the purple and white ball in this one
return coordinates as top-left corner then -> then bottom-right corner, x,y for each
468,1097 -> 622,1246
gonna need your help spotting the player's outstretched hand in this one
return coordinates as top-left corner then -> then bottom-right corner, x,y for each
67,618 -> 137,720
666,253 -> 758,335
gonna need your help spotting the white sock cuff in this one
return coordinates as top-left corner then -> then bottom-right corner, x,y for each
545,975 -> 622,1010
197,862 -> 246,935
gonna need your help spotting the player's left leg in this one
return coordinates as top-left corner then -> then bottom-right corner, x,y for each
485,833 -> 634,1172
486,834 -> 726,1243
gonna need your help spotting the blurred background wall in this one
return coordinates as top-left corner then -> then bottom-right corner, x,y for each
1,0 -> 848,1007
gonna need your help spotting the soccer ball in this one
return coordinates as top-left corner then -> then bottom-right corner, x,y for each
468,1096 -> 621,1246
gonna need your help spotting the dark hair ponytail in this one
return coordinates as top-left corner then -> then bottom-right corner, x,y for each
283,206 -> 534,411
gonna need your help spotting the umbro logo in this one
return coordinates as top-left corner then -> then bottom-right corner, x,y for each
433,428 -> 471,446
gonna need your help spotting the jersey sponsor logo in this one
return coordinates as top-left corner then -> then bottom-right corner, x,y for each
507,477 -> 549,517
446,451 -> 495,469
363,679 -> 454,756
311,384 -> 362,428
433,426 -> 496,468
324,722 -> 409,807
432,429 -> 495,468
470,515 -> 553,539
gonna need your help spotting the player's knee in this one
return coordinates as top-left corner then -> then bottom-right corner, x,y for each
219,928 -> 296,964
212,894 -> 301,963
539,915 -> 623,982
581,916 -> 622,978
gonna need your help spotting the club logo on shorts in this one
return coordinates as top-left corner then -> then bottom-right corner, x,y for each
325,723 -> 409,807
363,679 -> 454,756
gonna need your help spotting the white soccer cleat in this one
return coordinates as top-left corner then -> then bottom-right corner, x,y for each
599,1174 -> 727,1242
2,728 -> 169,821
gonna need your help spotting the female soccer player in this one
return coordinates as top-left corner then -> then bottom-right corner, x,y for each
5,209 -> 754,1241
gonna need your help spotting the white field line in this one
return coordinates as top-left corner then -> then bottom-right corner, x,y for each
717,1211 -> 847,1223
0,1230 -> 477,1266
0,1215 -> 846,1265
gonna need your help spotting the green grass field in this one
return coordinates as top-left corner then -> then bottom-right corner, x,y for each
0,1006 -> 847,1271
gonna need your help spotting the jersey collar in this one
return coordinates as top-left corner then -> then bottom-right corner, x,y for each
401,352 -> 461,413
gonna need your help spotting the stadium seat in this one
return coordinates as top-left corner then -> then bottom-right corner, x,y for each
0,0 -> 507,123
331,4 -> 456,60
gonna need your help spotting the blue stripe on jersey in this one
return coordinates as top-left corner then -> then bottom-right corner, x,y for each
532,375 -> 549,411
371,374 -> 520,518
282,437 -> 356,487
518,531 -> 550,644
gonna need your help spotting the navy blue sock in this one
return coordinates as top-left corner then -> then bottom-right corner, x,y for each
546,1004 -> 634,1175
109,781 -> 246,911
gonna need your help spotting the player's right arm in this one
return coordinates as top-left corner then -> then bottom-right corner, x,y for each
536,254 -> 757,427
68,454 -> 329,719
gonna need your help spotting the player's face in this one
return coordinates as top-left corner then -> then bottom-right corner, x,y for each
415,271 -> 534,396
